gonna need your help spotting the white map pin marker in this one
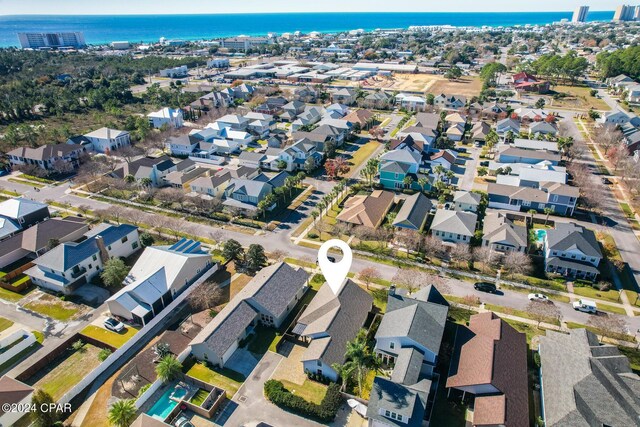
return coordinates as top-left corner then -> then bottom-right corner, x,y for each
318,239 -> 353,295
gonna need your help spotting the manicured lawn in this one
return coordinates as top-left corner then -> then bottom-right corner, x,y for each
284,257 -> 316,269
31,344 -> 102,401
0,316 -> 14,333
370,288 -> 388,312
23,296 -> 79,321
184,358 -> 244,399
596,303 -> 628,315
572,285 -> 621,303
310,274 -> 325,291
348,141 -> 380,171
279,379 -> 327,405
566,321 -> 636,343
80,325 -> 138,348
485,303 -> 561,326
190,388 -> 210,406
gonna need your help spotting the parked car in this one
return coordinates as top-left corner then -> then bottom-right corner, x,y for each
317,256 -> 336,264
474,282 -> 497,294
456,147 -> 467,153
528,293 -> 550,303
104,317 -> 125,332
601,177 -> 612,185
479,161 -> 490,167
573,298 -> 597,314
175,416 -> 195,427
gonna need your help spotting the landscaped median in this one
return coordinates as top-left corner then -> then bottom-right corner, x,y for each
80,325 -> 138,348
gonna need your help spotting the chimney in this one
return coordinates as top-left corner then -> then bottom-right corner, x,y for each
95,236 -> 110,264
388,285 -> 396,296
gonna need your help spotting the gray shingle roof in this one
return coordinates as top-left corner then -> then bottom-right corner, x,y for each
546,223 -> 602,258
430,210 -> 477,236
539,329 -> 640,427
390,347 -> 424,385
366,377 -> 430,427
482,212 -> 527,248
393,193 -> 432,230
200,301 -> 258,357
249,262 -> 309,320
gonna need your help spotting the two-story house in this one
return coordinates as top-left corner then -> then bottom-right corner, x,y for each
26,223 -> 140,294
111,156 -> 177,187
487,182 -> 579,216
81,127 -> 131,153
378,150 -> 425,191
0,198 -> 50,241
433,94 -> 466,110
544,222 -> 602,280
147,107 -> 184,129
430,209 -> 477,245
8,144 -> 87,173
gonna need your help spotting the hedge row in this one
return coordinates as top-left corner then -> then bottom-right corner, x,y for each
264,380 -> 342,422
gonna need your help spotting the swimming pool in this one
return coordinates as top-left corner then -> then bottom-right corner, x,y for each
147,388 -> 177,420
535,229 -> 547,243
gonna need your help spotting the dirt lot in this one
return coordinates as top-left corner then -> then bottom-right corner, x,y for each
547,85 -> 610,111
352,73 -> 483,96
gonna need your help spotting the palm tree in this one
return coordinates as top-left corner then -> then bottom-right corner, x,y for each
543,207 -> 553,226
403,175 -> 414,189
344,329 -> 379,397
124,174 -> 135,184
108,399 -> 137,427
417,177 -> 429,194
139,177 -> 153,188
155,355 -> 182,383
331,362 -> 357,392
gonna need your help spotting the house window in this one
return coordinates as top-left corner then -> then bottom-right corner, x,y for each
121,236 -> 128,243
132,242 -> 139,250
390,342 -> 395,349
92,254 -> 97,261
317,360 -> 322,367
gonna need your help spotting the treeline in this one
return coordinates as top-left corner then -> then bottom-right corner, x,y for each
523,51 -> 589,84
596,45 -> 640,80
0,50 -> 205,124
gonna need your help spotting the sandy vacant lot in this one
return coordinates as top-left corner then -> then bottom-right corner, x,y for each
344,73 -> 483,97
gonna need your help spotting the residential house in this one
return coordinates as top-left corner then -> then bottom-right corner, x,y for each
498,147 -> 561,166
392,193 -> 433,231
538,329 -> 640,427
452,191 -> 481,213
433,94 -> 466,110
191,262 -> 308,367
279,100 -> 306,122
445,122 -> 466,142
393,131 -> 437,156
512,138 -> 559,153
429,150 -> 458,172
496,118 -> 521,137
263,138 -> 322,172
26,223 -> 140,294
529,121 -> 558,137
245,112 -> 274,137
253,97 -> 287,115
513,71 -> 550,94
0,198 -> 50,241
111,156 -> 177,187
606,74 -> 634,89
430,210 -> 477,245
294,279 -> 373,381
482,212 -> 528,253
189,166 -> 259,198
336,190 -> 395,228
223,172 -> 289,211
378,150 -> 424,191
396,94 -> 427,112
107,238 -> 214,325
8,143 -> 86,173
82,127 -> 131,153
294,124 -> 346,151
294,86 -> 318,103
291,106 -> 324,132
216,114 -> 250,131
544,222 -> 602,280
495,163 -> 567,186
600,109 -> 632,126
445,112 -> 467,125
0,217 -> 88,269
330,88 -> 356,105
414,113 -> 440,129
0,376 -> 34,427
481,101 -> 509,117
364,91 -> 393,109
487,182 -> 579,216
367,285 -> 449,427
471,121 -> 491,142
147,107 -> 184,129
446,312 -> 529,427
627,84 -> 640,104
343,109 -> 375,130
163,166 -> 207,189
238,151 -> 268,169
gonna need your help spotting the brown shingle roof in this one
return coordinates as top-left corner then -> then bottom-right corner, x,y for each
0,376 -> 33,415
336,190 -> 394,228
343,109 -> 374,126
447,312 -> 529,427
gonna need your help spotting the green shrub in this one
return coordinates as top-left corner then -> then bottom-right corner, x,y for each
98,348 -> 112,361
264,380 -> 342,422
533,352 -> 541,368
137,383 -> 151,398
308,232 -> 319,239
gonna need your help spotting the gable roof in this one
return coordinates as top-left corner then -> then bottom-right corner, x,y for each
393,193 -> 432,230
453,190 -> 481,206
447,312 -> 529,427
366,377 -> 430,427
0,198 -> 48,221
8,143 -> 84,161
482,212 -> 527,248
546,222 -> 602,258
336,190 -> 395,228
430,209 -> 477,236
0,376 -> 33,416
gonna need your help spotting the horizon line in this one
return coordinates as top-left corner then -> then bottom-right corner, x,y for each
0,10 -> 615,17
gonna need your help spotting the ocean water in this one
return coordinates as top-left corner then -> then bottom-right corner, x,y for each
0,11 -> 615,48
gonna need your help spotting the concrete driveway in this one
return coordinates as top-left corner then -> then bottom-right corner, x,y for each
226,348 -> 259,378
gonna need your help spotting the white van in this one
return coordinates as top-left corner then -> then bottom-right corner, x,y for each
573,299 -> 597,314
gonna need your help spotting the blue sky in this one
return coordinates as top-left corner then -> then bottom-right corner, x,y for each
0,0 -> 617,15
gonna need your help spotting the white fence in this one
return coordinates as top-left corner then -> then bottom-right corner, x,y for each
58,264 -> 219,405
0,330 -> 36,367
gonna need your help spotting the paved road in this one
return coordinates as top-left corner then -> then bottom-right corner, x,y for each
457,146 -> 480,191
